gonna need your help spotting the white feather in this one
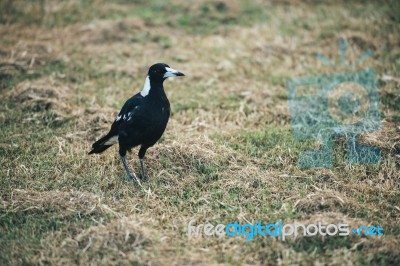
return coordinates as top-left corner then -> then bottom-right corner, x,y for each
140,76 -> 151,97
104,135 -> 118,145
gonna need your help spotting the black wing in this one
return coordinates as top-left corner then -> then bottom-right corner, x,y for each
110,93 -> 144,133
89,93 -> 144,154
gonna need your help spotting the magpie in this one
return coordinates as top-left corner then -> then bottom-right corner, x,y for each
89,63 -> 184,184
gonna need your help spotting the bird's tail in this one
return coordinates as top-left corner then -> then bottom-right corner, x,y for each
88,133 -> 118,154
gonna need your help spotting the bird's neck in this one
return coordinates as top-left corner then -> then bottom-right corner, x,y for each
140,76 -> 166,99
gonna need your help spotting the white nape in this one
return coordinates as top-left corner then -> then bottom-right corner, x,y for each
104,135 -> 119,145
140,76 -> 151,97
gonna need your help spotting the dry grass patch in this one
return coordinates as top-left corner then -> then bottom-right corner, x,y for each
35,216 -> 152,265
294,191 -> 348,213
361,121 -> 400,154
3,76 -> 73,124
1,189 -> 116,218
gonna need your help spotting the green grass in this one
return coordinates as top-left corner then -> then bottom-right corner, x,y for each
214,127 -> 316,170
0,209 -> 105,265
0,0 -> 269,33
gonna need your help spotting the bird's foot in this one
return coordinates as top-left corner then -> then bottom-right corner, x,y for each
127,173 -> 142,186
140,173 -> 148,182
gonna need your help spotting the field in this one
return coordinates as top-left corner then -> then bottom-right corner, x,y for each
1,0 -> 399,265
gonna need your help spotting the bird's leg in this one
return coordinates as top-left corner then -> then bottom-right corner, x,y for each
120,155 -> 141,185
139,158 -> 147,182
138,146 -> 149,181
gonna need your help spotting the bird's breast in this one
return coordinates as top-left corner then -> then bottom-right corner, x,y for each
149,100 -> 170,122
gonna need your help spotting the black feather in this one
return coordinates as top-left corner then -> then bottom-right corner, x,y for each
88,133 -> 116,154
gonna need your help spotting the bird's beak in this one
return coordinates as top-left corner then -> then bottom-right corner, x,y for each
164,67 -> 185,78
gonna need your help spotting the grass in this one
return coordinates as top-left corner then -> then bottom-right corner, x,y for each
1,0 -> 399,265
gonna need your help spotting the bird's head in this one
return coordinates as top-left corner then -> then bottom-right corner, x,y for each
148,63 -> 184,82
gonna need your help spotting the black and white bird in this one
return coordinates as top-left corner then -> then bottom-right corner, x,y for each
89,63 -> 184,184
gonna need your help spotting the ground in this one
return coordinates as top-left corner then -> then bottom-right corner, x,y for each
0,0 -> 399,265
